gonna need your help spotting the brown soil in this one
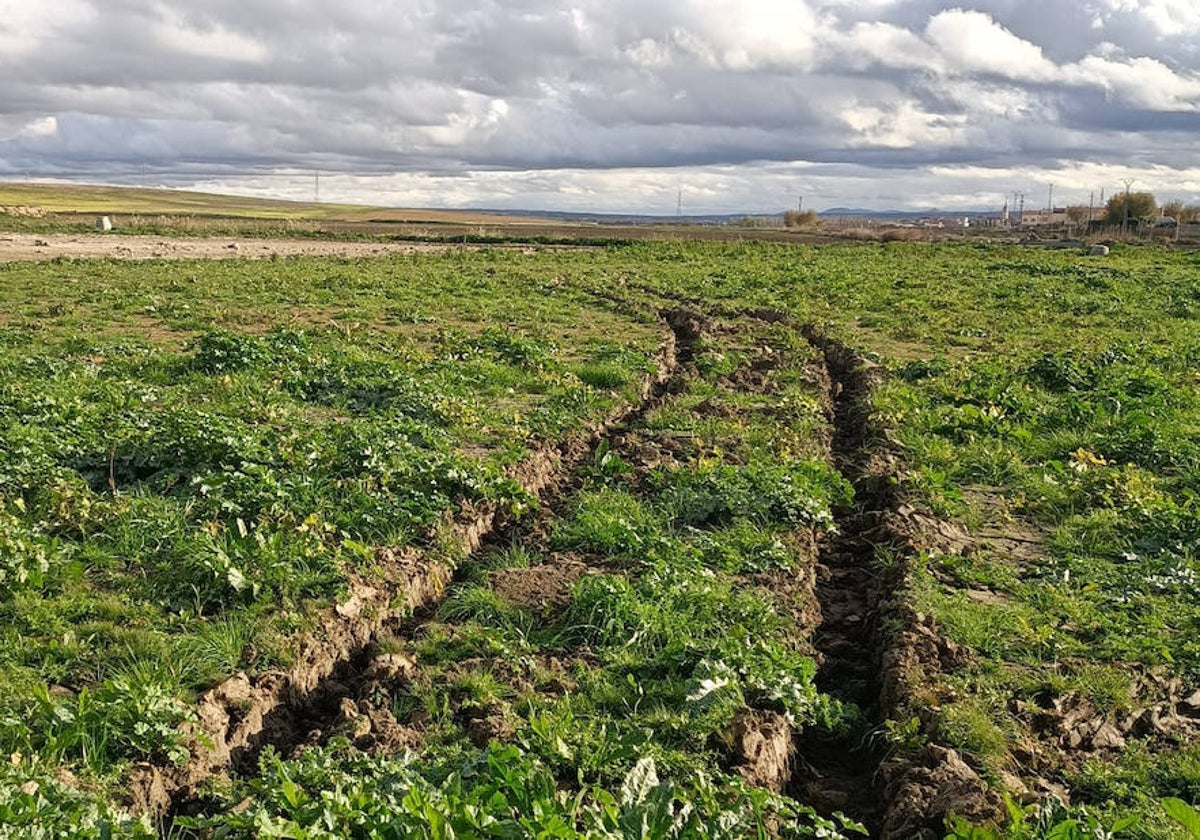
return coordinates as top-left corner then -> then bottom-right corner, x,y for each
798,327 -> 1002,839
141,306 -> 1005,836
728,709 -> 794,792
490,554 -> 589,613
0,232 -> 574,262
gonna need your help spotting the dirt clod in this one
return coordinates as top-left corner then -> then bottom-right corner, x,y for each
728,710 -> 793,792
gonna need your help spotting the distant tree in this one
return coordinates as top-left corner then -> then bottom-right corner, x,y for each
783,209 -> 820,229
1065,205 -> 1091,225
1161,201 -> 1200,224
1104,191 -> 1157,225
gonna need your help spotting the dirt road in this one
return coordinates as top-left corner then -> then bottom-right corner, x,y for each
0,232 -> 545,262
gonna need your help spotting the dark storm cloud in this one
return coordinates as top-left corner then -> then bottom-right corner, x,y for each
2,0 -> 1199,210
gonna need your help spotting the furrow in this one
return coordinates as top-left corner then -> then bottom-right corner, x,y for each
799,326 -> 1001,839
793,327 -> 888,837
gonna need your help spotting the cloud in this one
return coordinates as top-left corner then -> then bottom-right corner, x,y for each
925,9 -> 1056,81
1,0 -> 1199,211
151,7 -> 269,64
1064,50 -> 1200,110
1097,0 -> 1200,37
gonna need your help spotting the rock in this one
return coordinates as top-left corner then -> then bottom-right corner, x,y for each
1089,244 -> 1110,256
95,216 -> 112,231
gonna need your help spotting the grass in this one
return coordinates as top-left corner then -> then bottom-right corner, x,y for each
4,238 -> 1200,834
0,247 -> 663,817
178,312 -> 866,839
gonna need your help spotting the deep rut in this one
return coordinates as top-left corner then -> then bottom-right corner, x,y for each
255,310 -> 708,762
790,327 -> 889,836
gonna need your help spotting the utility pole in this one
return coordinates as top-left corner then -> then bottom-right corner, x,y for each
314,170 -> 320,203
676,187 -> 682,218
1048,183 -> 1054,211
798,195 -> 804,213
1088,191 -> 1095,226
1120,178 -> 1135,235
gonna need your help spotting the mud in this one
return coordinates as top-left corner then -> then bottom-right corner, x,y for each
489,554 -> 589,613
144,308 -> 1004,836
791,327 -> 888,836
798,326 -> 1001,839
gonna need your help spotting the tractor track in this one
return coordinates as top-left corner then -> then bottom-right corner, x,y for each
144,297 -> 999,837
793,328 -> 889,836
801,327 -> 1000,839
189,308 -> 707,791
159,306 -> 834,832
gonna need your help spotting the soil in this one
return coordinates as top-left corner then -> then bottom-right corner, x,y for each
490,554 -> 589,613
133,314 -> 686,820
0,232 -> 572,262
798,327 -> 1003,839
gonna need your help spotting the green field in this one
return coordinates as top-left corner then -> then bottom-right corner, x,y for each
2,241 -> 1199,838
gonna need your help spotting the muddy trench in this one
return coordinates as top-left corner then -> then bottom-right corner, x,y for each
790,327 -> 889,837
800,327 -> 1003,839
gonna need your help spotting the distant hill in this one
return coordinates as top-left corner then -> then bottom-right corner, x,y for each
462,208 -> 784,225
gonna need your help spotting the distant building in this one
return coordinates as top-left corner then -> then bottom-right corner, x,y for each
1020,207 -> 1069,226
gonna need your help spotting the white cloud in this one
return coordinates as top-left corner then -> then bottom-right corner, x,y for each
20,116 -> 58,138
1064,52 -> 1200,110
841,100 -> 967,148
1099,0 -> 1200,37
839,21 -> 943,72
0,0 -> 95,57
925,9 -> 1056,82
678,0 -> 823,71
2,0 -> 1200,212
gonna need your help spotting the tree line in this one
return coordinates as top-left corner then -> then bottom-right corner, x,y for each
1067,192 -> 1200,226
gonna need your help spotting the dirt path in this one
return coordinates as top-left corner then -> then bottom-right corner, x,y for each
0,232 -> 566,262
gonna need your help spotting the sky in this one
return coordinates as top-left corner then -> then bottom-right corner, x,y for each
2,0 -> 1200,214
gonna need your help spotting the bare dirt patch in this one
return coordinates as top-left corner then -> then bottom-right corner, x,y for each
490,554 -> 589,613
0,233 -> 569,262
